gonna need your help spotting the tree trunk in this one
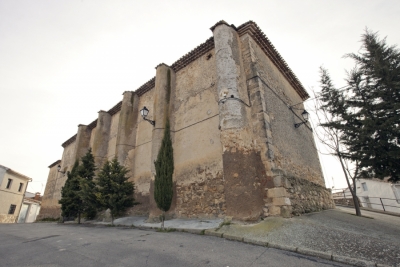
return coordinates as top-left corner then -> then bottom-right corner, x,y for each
352,180 -> 362,216
161,211 -> 165,230
78,212 -> 81,224
338,153 -> 361,216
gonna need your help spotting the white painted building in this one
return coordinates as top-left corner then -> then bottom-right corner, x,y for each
355,179 -> 400,213
17,192 -> 41,223
0,165 -> 32,223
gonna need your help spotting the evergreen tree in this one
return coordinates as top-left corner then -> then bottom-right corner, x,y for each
344,30 -> 400,181
154,119 -> 174,229
319,29 -> 400,183
77,148 -> 97,219
59,161 -> 82,222
96,158 -> 135,225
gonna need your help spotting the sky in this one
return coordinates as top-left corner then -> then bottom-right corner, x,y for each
1,0 -> 399,194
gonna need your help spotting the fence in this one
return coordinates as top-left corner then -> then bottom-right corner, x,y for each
332,189 -> 400,214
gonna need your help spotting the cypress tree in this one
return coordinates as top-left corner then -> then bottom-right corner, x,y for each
154,118 -> 174,229
96,158 -> 135,225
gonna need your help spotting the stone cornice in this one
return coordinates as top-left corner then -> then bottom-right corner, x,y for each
237,21 -> 309,100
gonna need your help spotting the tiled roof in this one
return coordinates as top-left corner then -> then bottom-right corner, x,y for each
48,160 -> 61,168
0,164 -> 32,181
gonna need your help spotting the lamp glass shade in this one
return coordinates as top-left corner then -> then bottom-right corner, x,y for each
57,165 -> 61,171
140,106 -> 149,118
302,110 -> 309,121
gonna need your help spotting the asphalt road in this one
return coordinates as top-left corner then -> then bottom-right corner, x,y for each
0,223 -> 351,267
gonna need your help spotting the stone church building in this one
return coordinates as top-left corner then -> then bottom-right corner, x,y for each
38,21 -> 334,221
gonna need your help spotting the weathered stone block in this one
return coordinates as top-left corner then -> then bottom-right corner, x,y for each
267,187 -> 288,198
273,176 -> 283,187
272,197 -> 291,206
268,205 -> 281,215
280,206 -> 292,218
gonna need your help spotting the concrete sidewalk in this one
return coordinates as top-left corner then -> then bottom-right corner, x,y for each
91,207 -> 399,267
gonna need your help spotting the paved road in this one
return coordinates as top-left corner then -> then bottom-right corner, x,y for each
0,223 -> 350,267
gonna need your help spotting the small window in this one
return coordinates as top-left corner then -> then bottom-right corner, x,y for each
361,182 -> 368,191
18,183 -> 23,192
6,179 -> 12,189
8,204 -> 17,214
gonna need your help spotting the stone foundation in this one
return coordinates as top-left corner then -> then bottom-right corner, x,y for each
287,176 -> 335,216
176,172 -> 225,218
0,214 -> 16,223
36,206 -> 61,220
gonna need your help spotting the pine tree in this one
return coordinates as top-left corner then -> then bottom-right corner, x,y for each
96,158 -> 135,225
319,29 -> 400,183
59,161 -> 82,222
154,118 -> 174,229
77,148 -> 97,219
343,30 -> 400,181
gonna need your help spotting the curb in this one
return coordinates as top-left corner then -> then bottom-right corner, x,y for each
201,230 -> 387,267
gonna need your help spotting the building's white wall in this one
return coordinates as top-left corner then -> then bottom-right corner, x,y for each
357,179 -> 400,213
0,167 -> 6,186
25,203 -> 40,223
0,170 -> 29,223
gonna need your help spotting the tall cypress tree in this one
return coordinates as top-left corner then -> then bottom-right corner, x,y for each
154,118 -> 174,229
77,148 -> 97,219
96,158 -> 135,225
59,161 -> 82,222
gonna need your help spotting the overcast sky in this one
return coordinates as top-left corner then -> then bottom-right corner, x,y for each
1,0 -> 399,194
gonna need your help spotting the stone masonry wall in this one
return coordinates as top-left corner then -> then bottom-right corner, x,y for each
246,35 -> 324,186
41,21 -> 332,221
264,172 -> 335,217
287,176 -> 335,215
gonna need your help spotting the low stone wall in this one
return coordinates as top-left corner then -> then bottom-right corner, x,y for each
0,214 -> 16,223
36,206 -> 61,220
287,176 -> 335,216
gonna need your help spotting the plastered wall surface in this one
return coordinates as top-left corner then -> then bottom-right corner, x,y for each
245,35 -> 324,186
172,52 -> 225,217
126,89 -> 154,214
40,21 -> 333,220
107,112 -> 120,160
41,166 -> 58,207
0,172 -> 28,223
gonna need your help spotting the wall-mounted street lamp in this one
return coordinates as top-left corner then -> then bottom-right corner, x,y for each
294,110 -> 309,128
140,106 -> 155,126
57,165 -> 65,174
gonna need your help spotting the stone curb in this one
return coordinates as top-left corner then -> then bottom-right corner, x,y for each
222,233 -> 244,242
201,229 -> 386,267
204,229 -> 223,237
297,247 -> 332,261
268,242 -> 297,252
332,255 -> 377,267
